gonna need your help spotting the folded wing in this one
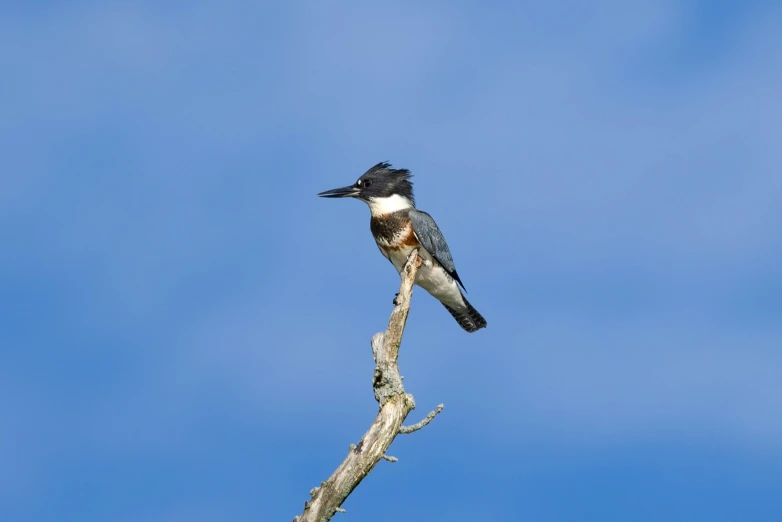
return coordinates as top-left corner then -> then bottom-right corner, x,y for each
409,209 -> 466,291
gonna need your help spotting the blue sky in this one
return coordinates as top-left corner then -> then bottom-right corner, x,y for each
2,1 -> 781,520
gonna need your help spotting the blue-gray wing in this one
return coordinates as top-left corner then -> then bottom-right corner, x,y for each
409,209 -> 466,290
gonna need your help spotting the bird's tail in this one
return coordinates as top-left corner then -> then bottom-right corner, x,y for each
443,296 -> 487,333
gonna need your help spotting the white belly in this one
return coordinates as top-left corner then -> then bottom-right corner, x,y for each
386,246 -> 465,308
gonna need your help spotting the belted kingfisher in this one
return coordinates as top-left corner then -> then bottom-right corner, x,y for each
318,162 -> 487,333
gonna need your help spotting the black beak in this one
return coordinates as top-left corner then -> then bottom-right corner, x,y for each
317,184 -> 360,198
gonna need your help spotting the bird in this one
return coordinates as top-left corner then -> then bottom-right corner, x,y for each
318,162 -> 487,333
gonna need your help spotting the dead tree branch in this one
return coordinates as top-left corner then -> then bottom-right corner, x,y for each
294,249 -> 443,522
399,404 -> 445,434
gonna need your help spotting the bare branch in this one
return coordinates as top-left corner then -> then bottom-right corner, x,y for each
399,404 -> 445,434
295,249 -> 427,522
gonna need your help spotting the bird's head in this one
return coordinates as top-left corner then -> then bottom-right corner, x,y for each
318,162 -> 415,215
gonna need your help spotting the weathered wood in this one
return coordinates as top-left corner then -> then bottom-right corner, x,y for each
399,404 -> 444,434
295,249 -> 443,522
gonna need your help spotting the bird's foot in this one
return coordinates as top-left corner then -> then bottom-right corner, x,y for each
416,255 -> 432,268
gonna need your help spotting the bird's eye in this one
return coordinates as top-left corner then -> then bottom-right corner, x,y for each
364,179 -> 372,187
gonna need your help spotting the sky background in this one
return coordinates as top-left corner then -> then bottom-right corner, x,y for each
2,1 -> 782,521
